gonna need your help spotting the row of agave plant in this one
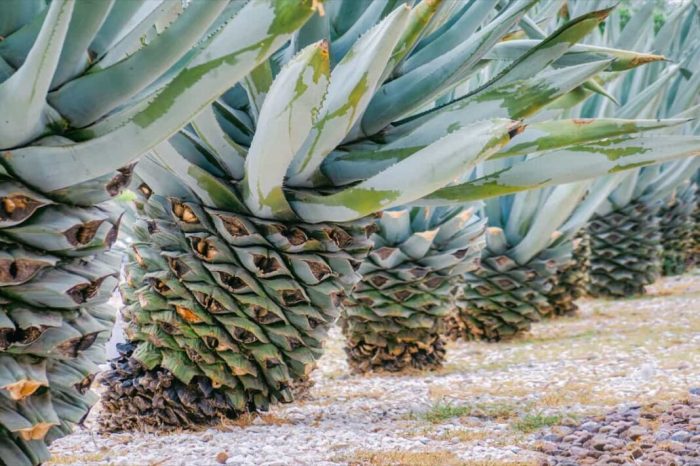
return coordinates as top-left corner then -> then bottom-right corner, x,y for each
0,0 -> 698,464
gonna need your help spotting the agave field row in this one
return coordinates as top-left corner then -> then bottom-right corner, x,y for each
0,1 -> 698,465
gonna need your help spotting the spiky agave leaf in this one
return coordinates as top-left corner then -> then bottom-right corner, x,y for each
341,205 -> 486,372
0,0 -> 317,463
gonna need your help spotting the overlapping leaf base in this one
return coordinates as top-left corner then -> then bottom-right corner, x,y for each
341,208 -> 486,372
450,249 -> 569,342
588,202 -> 662,298
0,181 -> 121,465
546,231 -> 591,317
99,192 -> 373,431
660,184 -> 697,276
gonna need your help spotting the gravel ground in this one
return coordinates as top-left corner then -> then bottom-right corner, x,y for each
538,395 -> 700,464
48,272 -> 700,466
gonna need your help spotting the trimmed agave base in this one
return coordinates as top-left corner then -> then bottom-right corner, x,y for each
446,248 -> 569,342
98,191 -> 373,431
0,173 -> 125,465
100,343 -> 315,433
545,231 -> 591,317
341,295 -> 449,373
99,342 -> 237,432
659,183 -> 696,276
588,202 -> 662,298
340,207 -> 485,372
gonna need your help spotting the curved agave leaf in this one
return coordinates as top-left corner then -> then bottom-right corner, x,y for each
510,182 -> 589,264
48,0 -> 228,127
0,0 -> 73,149
386,60 -> 613,143
242,42 -> 330,220
49,0 -> 114,89
285,5 -> 411,187
494,118 -> 691,159
485,40 -> 666,72
289,119 -> 518,222
331,0 -> 397,64
417,135 -> 700,206
189,106 -> 247,180
381,0 -> 445,79
93,1 -> 185,70
88,0 -> 143,59
398,0 -> 497,74
241,61 -> 274,124
0,0 -> 45,37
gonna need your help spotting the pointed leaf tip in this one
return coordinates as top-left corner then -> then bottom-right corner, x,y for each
594,7 -> 615,20
312,0 -> 325,17
509,121 -> 526,139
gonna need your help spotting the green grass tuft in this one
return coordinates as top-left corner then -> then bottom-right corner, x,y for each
413,401 -> 519,424
512,413 -> 564,433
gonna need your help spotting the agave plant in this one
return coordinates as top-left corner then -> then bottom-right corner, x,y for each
692,170 -> 700,265
569,0 -> 700,297
589,158 -> 700,297
659,179 -> 697,276
445,164 -> 645,341
95,0 -> 700,430
0,0 -> 320,464
341,205 -> 486,372
340,0 -> 700,354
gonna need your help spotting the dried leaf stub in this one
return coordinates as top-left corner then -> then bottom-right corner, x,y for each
2,379 -> 45,400
18,422 -> 55,441
0,195 -> 43,223
175,305 -> 203,324
0,259 -> 49,284
172,201 -> 198,223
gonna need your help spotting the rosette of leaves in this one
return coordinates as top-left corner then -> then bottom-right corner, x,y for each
589,1 -> 700,295
542,0 -> 700,298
